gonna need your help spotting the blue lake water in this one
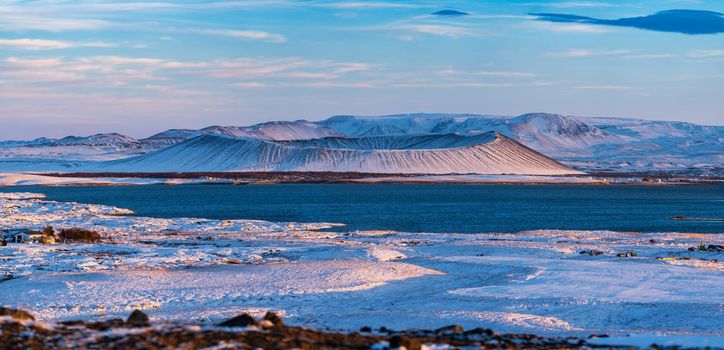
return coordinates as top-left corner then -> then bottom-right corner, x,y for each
2,184 -> 723,233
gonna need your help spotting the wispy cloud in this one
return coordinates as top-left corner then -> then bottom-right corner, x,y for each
538,2 -> 615,8
0,38 -> 116,50
545,49 -> 631,57
576,84 -> 637,90
1,55 -> 375,87
687,50 -> 724,58
395,24 -> 479,38
529,21 -> 609,33
438,69 -> 538,78
200,29 -> 287,43
313,1 -> 425,9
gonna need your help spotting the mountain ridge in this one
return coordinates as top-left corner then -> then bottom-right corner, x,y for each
0,112 -> 720,173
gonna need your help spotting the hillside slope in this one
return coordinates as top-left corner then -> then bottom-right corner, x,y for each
97,132 -> 581,175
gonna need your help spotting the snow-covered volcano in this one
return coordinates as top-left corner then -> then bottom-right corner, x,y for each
97,132 -> 581,175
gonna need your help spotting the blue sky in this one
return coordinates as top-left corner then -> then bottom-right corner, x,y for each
1,0 -> 723,139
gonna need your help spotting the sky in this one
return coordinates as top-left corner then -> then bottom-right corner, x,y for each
1,0 -> 723,139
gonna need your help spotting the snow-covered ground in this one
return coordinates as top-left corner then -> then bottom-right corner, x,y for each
348,174 -> 602,184
0,173 -> 238,186
0,192 -> 722,347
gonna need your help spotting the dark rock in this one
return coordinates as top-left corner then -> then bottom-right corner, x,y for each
465,327 -> 495,336
616,251 -> 637,257
126,310 -> 150,327
218,313 -> 257,327
389,335 -> 422,350
588,333 -> 609,338
435,324 -> 464,334
359,326 -> 372,333
580,250 -> 604,256
0,307 -> 34,321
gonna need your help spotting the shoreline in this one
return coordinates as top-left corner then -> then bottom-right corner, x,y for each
4,308 -> 708,350
1,171 -> 722,187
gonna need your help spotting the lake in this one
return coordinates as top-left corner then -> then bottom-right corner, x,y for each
2,184 -> 723,233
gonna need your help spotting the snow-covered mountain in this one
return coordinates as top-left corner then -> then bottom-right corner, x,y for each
0,133 -> 147,161
95,132 -> 580,175
142,120 -> 341,145
0,112 -> 720,173
314,113 -> 722,172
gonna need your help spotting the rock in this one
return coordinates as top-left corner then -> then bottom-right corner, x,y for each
579,250 -> 604,256
465,327 -> 495,337
688,247 -> 696,251
588,334 -> 609,339
616,251 -> 637,257
126,310 -> 150,327
259,320 -> 274,329
435,324 -> 464,334
360,326 -> 372,333
262,312 -> 284,328
218,313 -> 257,328
0,307 -> 34,321
389,335 -> 422,350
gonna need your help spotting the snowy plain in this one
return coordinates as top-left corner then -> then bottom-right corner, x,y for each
0,192 -> 722,348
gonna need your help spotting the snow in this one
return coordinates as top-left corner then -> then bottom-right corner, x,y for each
0,113 -> 720,174
317,113 -> 723,172
348,174 -> 600,184
0,192 -> 722,346
93,132 -> 581,175
0,173 -> 180,186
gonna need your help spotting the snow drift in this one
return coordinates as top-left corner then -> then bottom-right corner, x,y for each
97,132 -> 581,175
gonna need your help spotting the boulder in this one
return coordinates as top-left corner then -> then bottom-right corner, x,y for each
218,313 -> 257,328
126,310 -> 150,327
0,307 -> 34,321
435,324 -> 464,334
389,335 -> 422,350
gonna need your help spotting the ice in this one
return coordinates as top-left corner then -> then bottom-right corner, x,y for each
0,192 -> 722,346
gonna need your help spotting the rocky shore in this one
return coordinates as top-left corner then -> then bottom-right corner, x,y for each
0,308 -> 695,350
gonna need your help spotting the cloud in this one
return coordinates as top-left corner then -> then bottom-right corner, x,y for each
576,84 -> 637,90
545,49 -> 631,57
0,55 -> 375,88
431,9 -> 470,17
201,29 -> 287,43
439,69 -> 538,78
529,21 -> 609,33
0,38 -> 116,50
395,24 -> 479,38
314,2 -> 423,9
531,9 -> 724,35
687,50 -> 724,58
537,2 -> 615,8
